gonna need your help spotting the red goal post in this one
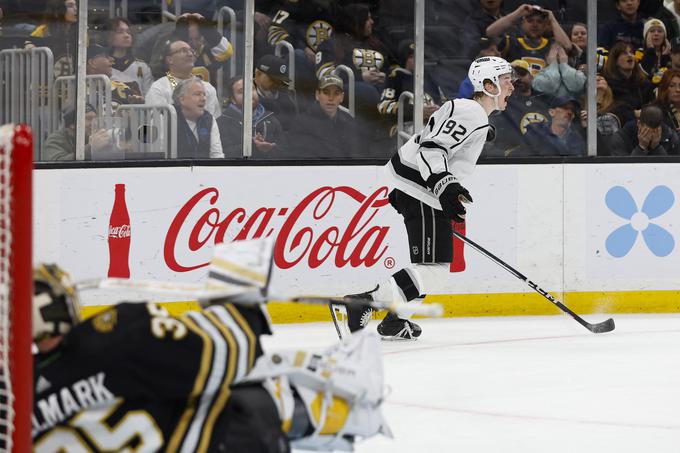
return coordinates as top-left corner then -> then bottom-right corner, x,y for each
0,124 -> 32,452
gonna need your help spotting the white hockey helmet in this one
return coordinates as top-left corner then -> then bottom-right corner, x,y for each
468,56 -> 514,94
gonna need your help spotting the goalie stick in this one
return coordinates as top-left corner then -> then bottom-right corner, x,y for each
452,231 -> 615,334
78,278 -> 443,318
77,238 -> 443,328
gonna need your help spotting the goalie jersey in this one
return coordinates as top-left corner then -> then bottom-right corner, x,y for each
32,302 -> 271,452
386,98 -> 490,210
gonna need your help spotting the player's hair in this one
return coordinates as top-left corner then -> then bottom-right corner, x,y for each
171,76 -> 203,105
472,79 -> 494,100
656,69 -> 680,109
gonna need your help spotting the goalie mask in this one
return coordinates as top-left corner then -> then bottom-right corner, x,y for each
247,329 -> 392,451
33,263 -> 82,343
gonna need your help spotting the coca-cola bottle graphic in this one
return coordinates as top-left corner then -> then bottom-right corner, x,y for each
108,183 -> 131,278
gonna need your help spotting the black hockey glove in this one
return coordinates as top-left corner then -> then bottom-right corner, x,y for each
426,173 -> 473,222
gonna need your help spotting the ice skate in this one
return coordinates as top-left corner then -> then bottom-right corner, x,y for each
329,286 -> 377,339
377,312 -> 422,340
343,285 -> 377,332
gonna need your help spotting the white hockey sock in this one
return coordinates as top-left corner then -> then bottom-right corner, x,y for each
375,263 -> 451,305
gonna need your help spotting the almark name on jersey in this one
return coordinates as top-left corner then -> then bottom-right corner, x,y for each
32,372 -> 115,435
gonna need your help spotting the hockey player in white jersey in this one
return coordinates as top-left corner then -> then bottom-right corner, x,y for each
336,56 -> 516,340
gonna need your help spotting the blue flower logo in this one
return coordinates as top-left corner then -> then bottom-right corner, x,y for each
605,186 -> 675,258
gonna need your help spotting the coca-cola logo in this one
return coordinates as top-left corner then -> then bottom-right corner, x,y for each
164,186 -> 391,272
109,224 -> 131,238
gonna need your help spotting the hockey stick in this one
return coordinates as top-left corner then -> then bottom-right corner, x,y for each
452,231 -> 615,334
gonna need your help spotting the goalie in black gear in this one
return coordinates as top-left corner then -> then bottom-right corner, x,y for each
32,245 -> 390,452
337,56 -> 516,340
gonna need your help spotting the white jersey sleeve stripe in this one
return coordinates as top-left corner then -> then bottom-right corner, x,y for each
207,306 -> 250,382
181,312 -> 228,453
418,152 -> 434,176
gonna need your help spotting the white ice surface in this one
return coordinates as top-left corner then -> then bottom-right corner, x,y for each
261,314 -> 680,453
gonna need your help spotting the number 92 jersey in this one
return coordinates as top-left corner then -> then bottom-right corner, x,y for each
386,98 -> 490,210
32,302 -> 270,453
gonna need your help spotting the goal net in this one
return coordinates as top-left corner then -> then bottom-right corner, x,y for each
0,124 -> 32,452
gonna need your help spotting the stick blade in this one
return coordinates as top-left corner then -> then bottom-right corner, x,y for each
589,318 -> 615,334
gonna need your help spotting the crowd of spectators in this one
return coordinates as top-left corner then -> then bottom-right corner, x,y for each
3,0 -> 680,159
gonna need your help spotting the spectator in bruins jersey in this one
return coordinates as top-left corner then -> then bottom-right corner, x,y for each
609,103 -> 680,155
266,0 -> 336,98
171,12 -> 233,85
146,39 -> 221,118
107,17 -> 154,97
24,0 -> 77,76
579,74 -> 636,154
173,77 -> 224,159
639,18 -> 672,83
31,257 -> 389,452
598,0 -> 646,50
653,68 -> 680,130
315,3 -> 390,126
519,95 -> 585,156
378,40 -> 441,138
254,54 -> 299,131
532,42 -> 586,99
217,75 -> 287,158
486,3 -> 573,75
267,0 -> 335,57
602,41 -> 655,112
85,44 -> 144,108
146,12 -> 232,82
484,59 -> 551,157
287,74 -> 366,158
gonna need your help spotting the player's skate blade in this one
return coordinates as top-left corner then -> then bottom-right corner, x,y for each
377,312 -> 421,341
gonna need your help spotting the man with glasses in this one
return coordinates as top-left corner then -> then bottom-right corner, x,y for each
146,39 -> 221,118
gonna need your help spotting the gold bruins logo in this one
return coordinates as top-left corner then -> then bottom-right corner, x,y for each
92,309 -> 118,333
520,112 -> 548,134
352,49 -> 384,71
306,20 -> 333,52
